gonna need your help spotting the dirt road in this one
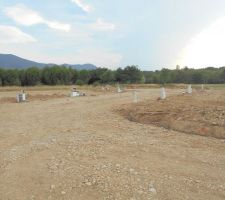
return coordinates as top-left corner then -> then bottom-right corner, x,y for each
0,88 -> 225,200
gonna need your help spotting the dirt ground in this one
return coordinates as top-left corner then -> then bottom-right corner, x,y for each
118,89 -> 225,139
0,86 -> 225,200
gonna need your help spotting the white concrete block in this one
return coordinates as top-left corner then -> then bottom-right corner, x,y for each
187,85 -> 192,94
160,87 -> 166,100
117,85 -> 122,93
16,93 -> 26,103
133,91 -> 138,103
71,91 -> 80,97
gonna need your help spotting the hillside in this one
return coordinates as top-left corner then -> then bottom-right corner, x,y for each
0,54 -> 97,70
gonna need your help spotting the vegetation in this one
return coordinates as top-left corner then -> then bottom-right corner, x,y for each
144,66 -> 225,84
0,65 -> 225,86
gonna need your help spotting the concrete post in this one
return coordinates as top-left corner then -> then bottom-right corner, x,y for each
160,87 -> 166,100
187,85 -> 192,94
133,91 -> 138,103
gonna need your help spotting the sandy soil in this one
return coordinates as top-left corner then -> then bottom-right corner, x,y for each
0,87 -> 225,200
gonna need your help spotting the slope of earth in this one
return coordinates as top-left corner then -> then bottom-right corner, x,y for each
0,87 -> 225,200
117,90 -> 225,139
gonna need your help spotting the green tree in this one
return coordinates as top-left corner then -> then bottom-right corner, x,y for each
41,66 -> 73,85
77,70 -> 90,84
0,68 -> 4,86
2,69 -> 20,86
116,66 -> 143,83
23,67 -> 41,86
70,68 -> 78,84
100,70 -> 115,83
159,68 -> 170,84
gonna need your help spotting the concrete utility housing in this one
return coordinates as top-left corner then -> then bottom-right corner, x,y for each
71,88 -> 86,97
16,92 -> 26,103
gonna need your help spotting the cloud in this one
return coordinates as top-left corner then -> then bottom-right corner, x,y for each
71,0 -> 92,13
35,48 -> 122,68
4,4 -> 71,32
0,25 -> 36,44
178,17 -> 225,67
90,18 -> 116,31
70,49 -> 122,68
46,21 -> 71,32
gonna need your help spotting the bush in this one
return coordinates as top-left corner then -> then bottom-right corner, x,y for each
76,79 -> 85,85
93,81 -> 100,87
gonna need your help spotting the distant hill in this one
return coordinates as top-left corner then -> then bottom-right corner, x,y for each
0,54 -> 45,68
0,54 -> 97,70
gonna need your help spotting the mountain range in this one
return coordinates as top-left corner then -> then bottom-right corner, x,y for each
0,54 -> 97,70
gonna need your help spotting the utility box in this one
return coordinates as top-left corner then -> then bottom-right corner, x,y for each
71,91 -> 80,97
16,93 -> 26,103
70,87 -> 86,97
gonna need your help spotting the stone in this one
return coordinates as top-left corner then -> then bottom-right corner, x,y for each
149,187 -> 157,194
85,182 -> 92,186
50,185 -> 55,190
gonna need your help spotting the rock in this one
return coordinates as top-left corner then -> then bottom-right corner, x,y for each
149,183 -> 157,194
50,185 -> 55,190
116,164 -> 120,168
101,165 -> 107,169
138,190 -> 144,194
30,195 -> 35,200
149,187 -> 157,194
85,182 -> 92,186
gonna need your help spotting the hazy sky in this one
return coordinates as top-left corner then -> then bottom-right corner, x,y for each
1,0 -> 225,70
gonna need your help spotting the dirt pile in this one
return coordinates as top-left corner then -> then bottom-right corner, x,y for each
118,91 -> 225,139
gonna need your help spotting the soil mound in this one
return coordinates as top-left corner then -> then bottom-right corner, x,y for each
118,91 -> 225,139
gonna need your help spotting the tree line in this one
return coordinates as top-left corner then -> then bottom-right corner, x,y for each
0,65 -> 143,86
0,65 -> 225,86
144,66 -> 225,84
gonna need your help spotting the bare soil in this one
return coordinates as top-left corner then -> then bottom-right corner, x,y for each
0,87 -> 225,200
117,90 -> 225,139
0,85 -> 115,103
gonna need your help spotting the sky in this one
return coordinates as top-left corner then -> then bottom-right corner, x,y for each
1,0 -> 225,70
